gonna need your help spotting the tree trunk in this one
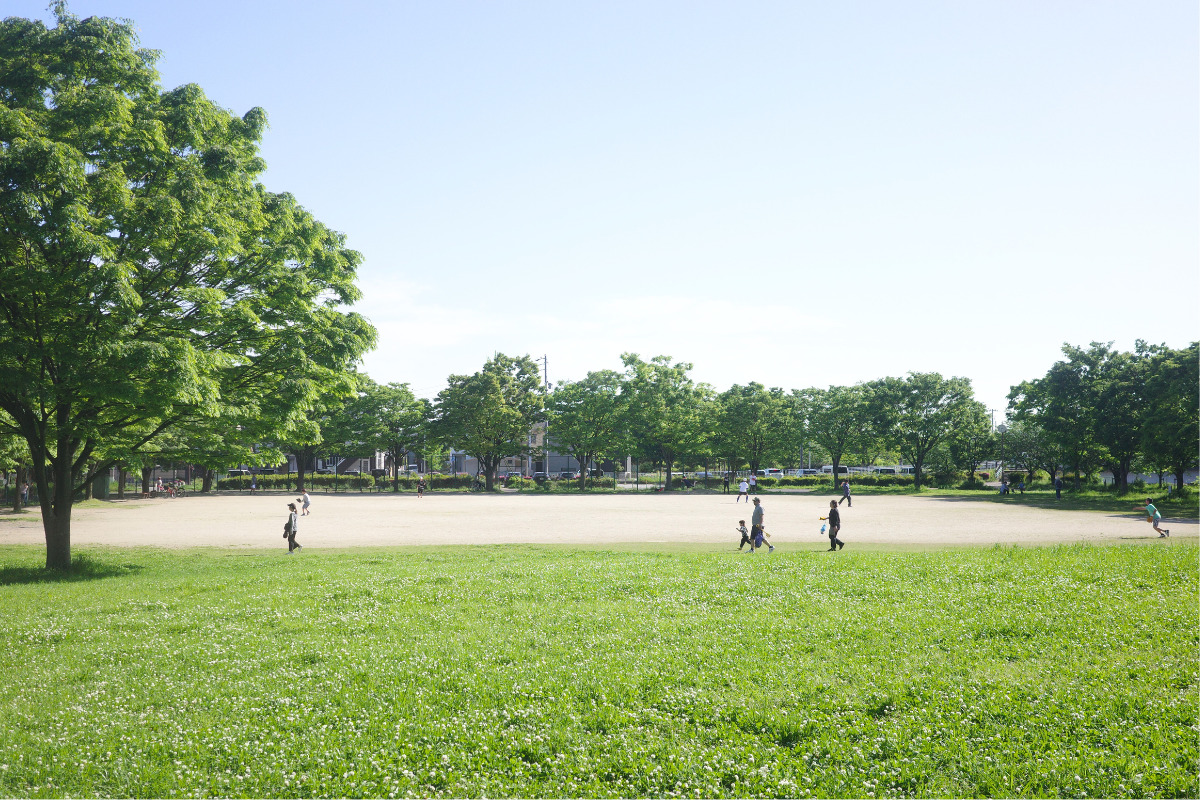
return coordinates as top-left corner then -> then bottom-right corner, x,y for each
141,466 -> 152,495
42,453 -> 76,571
1175,469 -> 1185,492
201,468 -> 215,493
577,453 -> 590,492
116,465 -> 126,499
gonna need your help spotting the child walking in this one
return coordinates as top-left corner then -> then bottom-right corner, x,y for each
820,500 -> 844,551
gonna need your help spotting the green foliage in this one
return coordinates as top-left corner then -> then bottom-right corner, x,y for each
0,544 -> 1194,798
795,385 -> 871,483
547,370 -> 625,491
868,373 -> 980,490
620,354 -> 707,490
0,7 -> 374,567
215,474 -> 375,491
1141,342 -> 1200,489
715,383 -> 791,474
434,354 -> 543,490
756,474 -> 919,488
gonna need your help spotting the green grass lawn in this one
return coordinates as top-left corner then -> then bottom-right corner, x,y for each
0,543 -> 1195,798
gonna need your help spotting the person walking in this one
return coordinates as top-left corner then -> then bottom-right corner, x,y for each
20,481 -> 29,506
820,500 -> 844,551
284,502 -> 301,553
748,474 -> 757,494
722,473 -> 730,494
737,478 -> 749,503
1054,476 -> 1063,499
297,489 -> 312,516
417,477 -> 426,498
1134,498 -> 1170,538
746,497 -> 773,553
838,480 -> 852,507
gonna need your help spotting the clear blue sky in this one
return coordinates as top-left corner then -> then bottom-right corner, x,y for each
25,1 -> 1200,416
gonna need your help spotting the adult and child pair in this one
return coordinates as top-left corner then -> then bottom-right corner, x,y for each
735,497 -> 773,553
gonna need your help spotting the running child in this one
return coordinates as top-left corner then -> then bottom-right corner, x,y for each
737,478 -> 749,503
1134,498 -> 1170,538
735,520 -> 751,551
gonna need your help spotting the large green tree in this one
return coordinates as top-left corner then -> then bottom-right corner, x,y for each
619,354 -> 703,491
0,8 -> 374,568
869,373 -> 978,489
367,382 -> 430,491
1007,345 -> 1104,491
995,420 -> 1055,483
434,354 -> 544,490
716,383 -> 789,475
946,401 -> 992,482
1141,342 -> 1199,491
547,369 -> 625,491
797,385 -> 868,486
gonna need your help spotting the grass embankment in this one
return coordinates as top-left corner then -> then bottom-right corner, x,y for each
0,544 -> 1195,798
768,484 -> 1200,515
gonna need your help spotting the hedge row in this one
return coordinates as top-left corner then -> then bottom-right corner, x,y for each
507,477 -> 617,491
218,474 -> 375,491
751,475 -> 921,488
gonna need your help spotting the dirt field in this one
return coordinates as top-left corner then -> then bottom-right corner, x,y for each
1,491 -> 1195,550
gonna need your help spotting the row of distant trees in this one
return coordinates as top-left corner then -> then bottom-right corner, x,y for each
390,341 -> 1195,495
1005,341 -> 1198,493
273,353 -> 995,493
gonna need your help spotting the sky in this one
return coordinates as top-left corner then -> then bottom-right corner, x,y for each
20,0 -> 1200,416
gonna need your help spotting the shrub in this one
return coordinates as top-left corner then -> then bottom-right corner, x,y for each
217,473 -> 376,492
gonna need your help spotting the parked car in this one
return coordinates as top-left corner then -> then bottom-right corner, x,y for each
557,471 -> 578,480
227,469 -> 250,477
532,471 -> 550,483
756,468 -> 783,478
694,471 -> 718,480
873,467 -> 898,475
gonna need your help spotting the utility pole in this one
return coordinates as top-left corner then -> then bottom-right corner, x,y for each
538,354 -> 549,475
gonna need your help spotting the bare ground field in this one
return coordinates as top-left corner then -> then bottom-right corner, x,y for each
0,491 -> 1195,550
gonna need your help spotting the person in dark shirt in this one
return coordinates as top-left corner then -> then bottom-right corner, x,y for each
820,500 -> 844,551
735,519 -> 751,551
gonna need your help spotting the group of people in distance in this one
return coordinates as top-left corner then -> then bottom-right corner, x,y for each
736,479 -> 855,554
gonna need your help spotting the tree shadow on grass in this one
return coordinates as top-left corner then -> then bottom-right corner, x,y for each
0,553 -> 143,586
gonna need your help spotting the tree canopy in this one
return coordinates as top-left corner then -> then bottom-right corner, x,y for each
0,7 -> 374,568
434,354 -> 543,490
